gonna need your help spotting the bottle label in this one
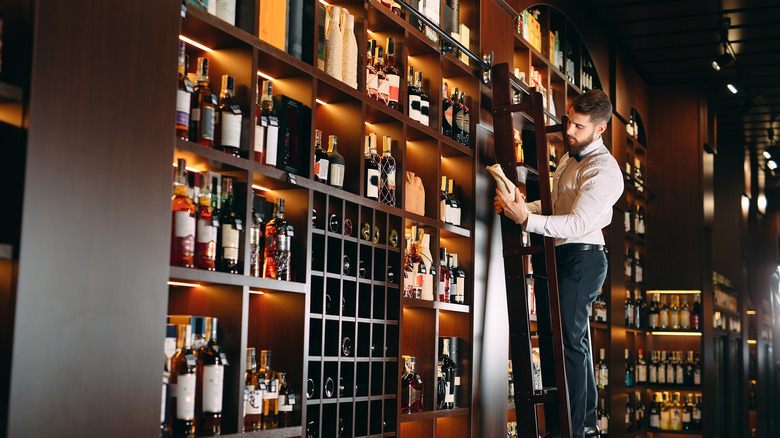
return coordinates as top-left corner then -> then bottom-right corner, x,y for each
221,225 -> 240,260
220,112 -> 242,148
683,411 -> 691,423
693,409 -> 701,420
367,70 -> 378,96
202,365 -> 224,413
255,123 -> 265,155
386,167 -> 396,190
649,366 -> 657,383
694,370 -> 701,385
455,112 -> 464,131
191,107 -> 201,122
177,90 -> 191,129
201,106 -> 215,140
409,95 -> 421,121
330,163 -> 345,188
445,108 -> 453,126
676,368 -> 684,384
421,100 -> 429,125
164,338 -> 177,360
387,74 -> 400,103
366,168 -> 379,198
174,211 -> 195,238
649,314 -> 659,329
315,157 -> 330,181
681,311 -> 691,329
215,0 -> 236,25
245,386 -> 264,415
377,77 -> 390,104
278,395 -> 293,412
265,118 -> 279,166
175,373 -> 196,420
637,365 -> 646,382
667,367 -> 675,383
197,219 -> 217,244
650,413 -> 660,428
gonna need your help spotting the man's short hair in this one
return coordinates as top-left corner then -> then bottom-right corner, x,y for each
570,89 -> 612,126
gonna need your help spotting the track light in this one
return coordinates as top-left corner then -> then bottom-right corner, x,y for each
712,51 -> 734,71
768,160 -> 778,170
764,150 -> 772,159
727,81 -> 740,94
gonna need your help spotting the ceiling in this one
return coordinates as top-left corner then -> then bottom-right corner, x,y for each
584,0 -> 780,186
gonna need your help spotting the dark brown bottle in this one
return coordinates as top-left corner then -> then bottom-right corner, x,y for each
171,324 -> 197,437
195,318 -> 227,436
192,57 -> 216,147
384,38 -> 401,110
216,74 -> 242,157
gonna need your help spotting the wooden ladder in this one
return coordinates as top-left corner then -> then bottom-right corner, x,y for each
491,62 -> 572,438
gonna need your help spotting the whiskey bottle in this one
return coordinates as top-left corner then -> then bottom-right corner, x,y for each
649,351 -> 658,385
218,178 -> 241,274
255,81 -> 273,164
249,195 -> 265,277
327,135 -> 345,189
665,351 -> 675,385
324,6 -> 343,81
670,296 -> 680,330
408,65 -> 420,122
684,351 -> 694,385
682,393 -> 694,431
634,250 -> 643,283
341,12 -> 358,89
625,290 -> 635,327
692,394 -> 702,430
657,351 -> 667,385
196,318 -> 226,436
649,392 -> 661,430
171,159 -> 196,268
597,348 -> 608,391
625,349 -> 634,387
450,87 -> 462,142
514,129 -> 524,163
195,175 -> 217,271
451,254 -> 466,304
442,82 -> 453,138
277,372 -> 295,427
659,392 -> 671,430
675,351 -> 685,385
459,91 -> 470,146
384,37 -> 401,110
313,129 -> 329,183
417,71 -> 430,126
177,42 -> 194,141
693,353 -> 701,385
379,136 -> 396,206
635,288 -> 645,329
624,246 -> 633,282
625,393 -> 634,432
171,324 -> 197,437
680,296 -> 691,330
163,325 -> 178,436
244,348 -> 263,431
437,339 -> 457,410
438,248 -> 451,303
366,40 -> 378,99
364,133 -> 380,200
216,75 -> 242,157
597,398 -> 609,434
373,46 -> 387,103
659,295 -> 669,329
648,293 -> 660,330
636,349 -> 647,385
263,198 -> 292,281
192,57 -> 217,147
259,350 -> 279,429
670,392 -> 683,430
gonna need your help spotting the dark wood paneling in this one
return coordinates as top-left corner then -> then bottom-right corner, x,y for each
712,139 -> 744,283
6,0 -> 180,436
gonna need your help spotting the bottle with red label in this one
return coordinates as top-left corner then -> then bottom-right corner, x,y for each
171,159 -> 196,268
383,37 -> 401,111
439,248 -> 451,303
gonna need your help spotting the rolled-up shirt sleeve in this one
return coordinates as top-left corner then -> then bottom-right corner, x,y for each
526,200 -> 542,215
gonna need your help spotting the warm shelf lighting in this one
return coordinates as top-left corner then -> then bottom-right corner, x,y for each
257,70 -> 275,81
171,162 -> 202,173
746,310 -> 757,315
319,0 -> 330,5
179,35 -> 213,52
316,99 -> 328,105
252,184 -> 271,192
747,339 -> 757,344
167,281 -> 201,288
249,290 -> 265,295
646,290 -> 701,295
650,331 -> 702,337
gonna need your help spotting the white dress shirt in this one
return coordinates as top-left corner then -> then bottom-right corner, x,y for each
524,137 -> 624,246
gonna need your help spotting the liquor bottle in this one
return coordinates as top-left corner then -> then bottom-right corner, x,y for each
680,296 -> 691,330
649,351 -> 658,385
682,393 -> 694,431
597,398 -> 609,434
401,356 -> 424,412
402,230 -> 416,298
657,351 -> 667,385
648,293 -> 660,329
636,349 -> 647,385
216,75 -> 242,157
625,290 -> 635,327
625,349 -> 634,387
384,37 -> 401,110
692,394 -> 702,430
249,195 -> 265,277
514,130 -> 524,163
625,246 -> 633,282
217,178 -> 240,273
636,205 -> 646,237
659,295 -> 669,329
215,0 -> 236,25
665,351 -> 675,386
177,42 -> 194,141
419,232 -> 436,301
649,392 -> 660,430
192,57 -> 217,147
171,324 -> 197,437
693,353 -> 701,385
675,352 -> 685,385
459,91 -> 470,146
624,208 -> 632,233
597,348 -> 609,391
364,133 -> 380,200
670,392 -> 683,430
507,360 -> 514,402
379,136 -> 397,206
447,179 -> 462,226
327,135 -> 345,189
417,71 -> 430,126
341,12 -> 358,89
278,372 -> 295,427
439,248 -> 451,303
374,46 -> 387,103
684,351 -> 694,385
263,198 -> 293,281
391,0 -> 402,15
595,289 -> 607,323
668,295 -> 679,330
625,393 -> 634,432
408,65 -> 420,122
259,350 -> 279,429
635,288 -> 646,329
690,293 -> 702,331
244,348 -> 263,431
313,129 -> 329,183
549,143 -> 558,173
196,318 -> 226,436
195,176 -> 217,271
634,250 -> 643,283
171,159 -> 196,268
451,253 -> 466,304
324,6 -> 343,81
636,391 -> 645,430
438,339 -> 457,410
257,80 -> 279,166
450,87 -> 462,142
163,325 -> 178,437
440,176 -> 449,222
442,82 -> 453,138
366,40 -> 377,99
659,392 -> 671,430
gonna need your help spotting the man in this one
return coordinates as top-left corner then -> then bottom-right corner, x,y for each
494,89 -> 623,438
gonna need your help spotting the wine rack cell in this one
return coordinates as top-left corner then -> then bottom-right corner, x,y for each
309,317 -> 323,357
404,138 -> 439,221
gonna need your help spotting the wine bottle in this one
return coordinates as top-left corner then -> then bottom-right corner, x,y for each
442,82 -> 453,137
625,290 -> 635,327
379,136 -> 396,206
177,42 -> 194,141
324,6 -> 343,80
408,65 -> 420,122
384,37 -> 401,110
438,339 -> 457,409
313,129 -> 329,183
440,176 -> 449,222
277,372 -> 295,427
341,11 -> 358,89
216,74 -> 242,157
327,135 -> 345,189
171,159 -> 196,268
196,318 -> 226,436
459,91 -> 470,146
257,81 -> 279,166
364,133 -> 380,200
438,248 -> 451,303
263,198 -> 292,281
649,293 -> 660,329
366,39 -> 378,99
450,87 -> 462,142
448,179 -> 461,226
218,178 -> 241,274
192,57 -> 216,147
417,71 -> 429,126
451,253 -> 466,304
171,324 -> 197,437
374,46 -> 387,103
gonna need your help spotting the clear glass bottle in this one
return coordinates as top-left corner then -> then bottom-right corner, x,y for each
313,129 -> 329,183
177,42 -> 194,141
244,348 -> 263,431
649,350 -> 658,385
598,398 -> 609,434
659,392 -> 671,430
216,74 -> 242,157
263,198 -> 292,281
171,324 -> 197,437
192,57 -> 216,147
681,296 -> 691,330
171,159 -> 196,268
327,135 -> 345,189
670,296 -> 680,330
379,136 -> 396,206
659,295 -> 670,329
259,350 -> 278,429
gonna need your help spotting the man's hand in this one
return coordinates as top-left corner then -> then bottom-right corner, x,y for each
494,187 -> 529,226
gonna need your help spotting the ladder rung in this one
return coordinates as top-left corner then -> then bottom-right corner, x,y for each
527,273 -> 547,282
545,124 -> 564,134
493,102 -> 534,116
503,245 -> 544,257
515,388 -> 559,404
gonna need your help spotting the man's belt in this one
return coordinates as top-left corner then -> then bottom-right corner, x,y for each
555,243 -> 605,253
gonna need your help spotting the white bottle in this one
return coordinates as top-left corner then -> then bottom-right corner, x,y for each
324,6 -> 343,80
341,12 -> 358,89
215,0 -> 236,26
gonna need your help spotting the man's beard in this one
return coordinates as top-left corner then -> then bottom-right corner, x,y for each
568,128 -> 597,156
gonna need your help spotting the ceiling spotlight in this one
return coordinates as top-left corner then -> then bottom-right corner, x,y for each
764,150 -> 772,159
712,51 -> 734,71
768,160 -> 778,170
727,83 -> 738,94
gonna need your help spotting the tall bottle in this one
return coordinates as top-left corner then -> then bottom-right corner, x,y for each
437,339 -> 457,409
649,293 -> 660,329
366,40 -> 378,99
384,37 -> 401,110
439,248 -> 451,303
216,75 -> 242,157
670,296 -> 680,330
374,46 -> 387,103
597,398 -> 609,435
196,318 -> 226,436
625,349 -> 634,387
682,393 -> 694,431
636,349 -> 647,385
459,91 -> 470,146
379,136 -> 397,206
177,42 -> 194,141
659,295 -> 670,329
649,351 -> 658,385
597,348 -> 609,390
692,394 -> 702,430
258,81 -> 279,166
313,130 -> 329,184
217,178 -> 241,273
277,372 -> 295,427
244,348 -> 263,431
450,87 -> 462,142
324,6 -> 343,80
447,179 -> 462,226
440,176 -> 449,222
680,296 -> 691,330
402,355 -> 424,412
451,254 -> 466,304
417,71 -> 430,126
419,232 -> 436,301
635,288 -> 645,329
341,12 -> 358,89
408,65 -> 420,122
625,393 -> 634,432
365,133 -> 380,200
171,324 -> 197,437
690,293 -> 702,331
625,290 -> 635,327
249,195 -> 265,277
192,57 -> 217,147
172,159 -> 196,268
196,175 -> 217,271
442,82 -> 453,137
259,351 -> 279,429
263,198 -> 292,281
327,135 -> 346,189
649,392 -> 661,430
